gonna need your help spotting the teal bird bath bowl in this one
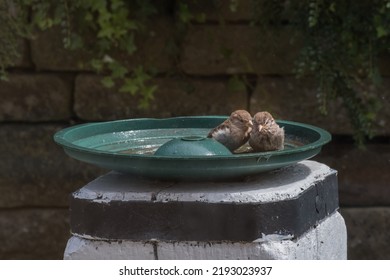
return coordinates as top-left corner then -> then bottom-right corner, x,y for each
53,116 -> 331,181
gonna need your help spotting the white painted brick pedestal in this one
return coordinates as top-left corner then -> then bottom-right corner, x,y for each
64,160 -> 347,260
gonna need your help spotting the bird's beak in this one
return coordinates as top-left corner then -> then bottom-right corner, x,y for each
258,125 -> 263,132
249,120 -> 253,126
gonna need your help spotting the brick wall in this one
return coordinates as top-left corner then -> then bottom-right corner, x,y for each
1,0 -> 389,259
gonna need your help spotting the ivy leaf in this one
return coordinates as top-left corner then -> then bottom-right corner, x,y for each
101,76 -> 115,88
85,12 -> 93,22
220,47 -> 234,59
376,26 -> 388,38
228,75 -> 246,92
109,62 -> 128,79
0,70 -> 9,81
120,78 -> 139,95
111,0 -> 125,11
122,34 -> 137,55
178,3 -> 192,23
329,2 -> 336,12
194,13 -> 206,23
67,33 -> 84,50
229,0 -> 239,12
126,20 -> 139,31
98,26 -> 115,40
144,84 -> 157,99
90,58 -> 103,72
138,86 -> 156,109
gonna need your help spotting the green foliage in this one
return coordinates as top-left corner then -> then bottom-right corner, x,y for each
253,0 -> 390,145
120,66 -> 157,109
0,0 -> 29,79
177,2 -> 206,24
229,0 -> 240,13
14,0 -> 159,107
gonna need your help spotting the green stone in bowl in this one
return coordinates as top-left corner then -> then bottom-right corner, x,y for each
154,136 -> 232,156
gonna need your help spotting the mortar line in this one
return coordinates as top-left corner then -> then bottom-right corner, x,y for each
153,241 -> 159,260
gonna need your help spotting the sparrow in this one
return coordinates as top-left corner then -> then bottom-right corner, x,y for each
249,111 -> 285,152
207,110 -> 253,152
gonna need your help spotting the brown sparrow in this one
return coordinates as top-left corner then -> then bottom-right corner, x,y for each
207,110 -> 253,152
249,111 -> 284,152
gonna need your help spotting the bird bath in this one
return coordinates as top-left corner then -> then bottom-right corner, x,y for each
56,116 -> 347,261
53,116 -> 331,181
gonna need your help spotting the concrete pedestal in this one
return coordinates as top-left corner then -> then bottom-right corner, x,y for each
64,160 -> 347,260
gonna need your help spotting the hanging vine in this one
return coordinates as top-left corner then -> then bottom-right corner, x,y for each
253,0 -> 390,145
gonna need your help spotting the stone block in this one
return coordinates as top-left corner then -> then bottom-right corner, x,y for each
74,74 -> 248,120
64,212 -> 346,260
30,25 -> 91,71
0,124 -> 105,208
157,212 -> 346,260
0,74 -> 72,121
64,161 -> 346,259
0,209 -> 69,259
341,207 -> 390,260
64,237 -> 155,260
69,161 -> 339,241
123,17 -> 175,71
315,141 -> 390,206
12,39 -> 32,68
181,25 -> 300,75
379,53 -> 390,76
250,76 -> 390,135
1,3 -> 31,69
31,17 -> 174,72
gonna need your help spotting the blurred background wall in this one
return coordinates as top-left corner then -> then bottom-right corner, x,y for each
1,0 -> 389,259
